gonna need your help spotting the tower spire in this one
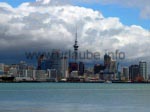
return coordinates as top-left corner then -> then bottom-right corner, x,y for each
73,26 -> 79,62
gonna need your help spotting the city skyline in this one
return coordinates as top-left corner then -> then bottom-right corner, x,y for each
0,51 -> 150,83
1,1 -> 150,111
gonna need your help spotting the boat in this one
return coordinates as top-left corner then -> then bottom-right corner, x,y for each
105,80 -> 112,83
1,76 -> 15,82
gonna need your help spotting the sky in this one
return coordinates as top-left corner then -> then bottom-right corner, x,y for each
0,0 -> 150,64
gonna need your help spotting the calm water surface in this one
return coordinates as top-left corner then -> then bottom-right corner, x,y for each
0,83 -> 150,112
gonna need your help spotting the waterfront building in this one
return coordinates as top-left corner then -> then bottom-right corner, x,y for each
70,71 -> 78,78
41,59 -> 52,70
69,62 -> 78,76
35,70 -> 47,81
50,50 -> 61,78
84,69 -> 93,77
129,65 -> 139,81
19,61 -> 27,70
14,62 -> 35,81
79,62 -> 84,76
37,50 -> 61,78
0,63 -> 4,71
94,64 -> 105,74
47,69 -> 57,81
104,53 -> 111,69
109,60 -> 117,80
15,69 -> 34,81
4,65 -> 10,75
109,60 -> 117,72
103,70 -> 114,81
122,67 -> 129,81
60,56 -> 68,78
37,54 -> 45,70
26,70 -> 34,79
0,63 -> 4,75
18,61 -> 28,77
139,61 -> 148,81
9,67 -> 18,76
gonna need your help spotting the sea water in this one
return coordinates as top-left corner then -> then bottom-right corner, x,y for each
0,83 -> 150,112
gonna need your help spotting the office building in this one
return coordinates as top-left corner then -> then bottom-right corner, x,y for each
50,50 -> 61,78
129,65 -> 139,81
104,53 -> 111,69
9,67 -> 18,76
4,65 -> 10,75
70,71 -> 78,78
109,60 -> 117,80
69,62 -> 78,74
79,62 -> 84,76
41,59 -> 52,70
0,63 -> 4,71
139,61 -> 147,81
0,63 -> 4,75
122,67 -> 129,80
37,54 -> 45,70
94,64 -> 105,74
47,69 -> 57,80
37,50 -> 61,78
35,70 -> 47,81
60,56 -> 68,78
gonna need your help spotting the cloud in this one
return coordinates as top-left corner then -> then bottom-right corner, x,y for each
36,0 -> 52,5
0,0 -> 150,62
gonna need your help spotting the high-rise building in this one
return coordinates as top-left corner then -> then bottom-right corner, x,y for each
18,61 -> 28,77
19,61 -> 27,70
139,61 -> 147,80
37,54 -> 45,70
60,56 -> 68,78
41,59 -> 51,70
79,62 -> 84,76
104,53 -> 111,69
94,64 -> 105,74
129,65 -> 139,81
109,60 -> 117,72
122,67 -> 129,80
37,50 -> 61,78
69,62 -> 78,75
0,63 -> 4,71
0,63 -> 4,75
109,60 -> 117,80
50,50 -> 61,78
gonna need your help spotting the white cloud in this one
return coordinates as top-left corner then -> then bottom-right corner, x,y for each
36,0 -> 51,4
0,0 -> 150,61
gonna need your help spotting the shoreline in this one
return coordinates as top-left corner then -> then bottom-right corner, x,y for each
1,81 -> 150,84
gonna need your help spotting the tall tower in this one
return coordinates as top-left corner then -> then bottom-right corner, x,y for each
73,27 -> 79,62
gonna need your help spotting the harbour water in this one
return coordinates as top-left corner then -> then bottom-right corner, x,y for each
0,83 -> 150,112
